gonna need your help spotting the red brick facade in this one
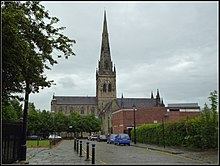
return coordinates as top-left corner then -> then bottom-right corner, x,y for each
112,107 -> 200,134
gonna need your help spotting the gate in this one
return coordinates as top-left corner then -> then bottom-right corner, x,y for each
2,120 -> 23,164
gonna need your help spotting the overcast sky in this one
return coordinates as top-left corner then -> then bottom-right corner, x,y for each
28,1 -> 218,111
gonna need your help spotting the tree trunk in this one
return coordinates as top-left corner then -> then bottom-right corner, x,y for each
20,83 -> 30,161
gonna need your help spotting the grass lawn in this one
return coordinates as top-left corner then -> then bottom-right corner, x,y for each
27,140 -> 50,148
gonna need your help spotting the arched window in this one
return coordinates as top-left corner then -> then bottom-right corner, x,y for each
108,83 -> 112,92
59,106 -> 62,112
80,107 -> 84,115
70,107 -> 73,113
103,83 -> 106,92
91,107 -> 95,114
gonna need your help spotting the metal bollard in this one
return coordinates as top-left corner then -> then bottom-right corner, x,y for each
79,140 -> 83,157
92,144 -> 95,164
85,142 -> 89,161
76,139 -> 79,153
74,138 -> 76,151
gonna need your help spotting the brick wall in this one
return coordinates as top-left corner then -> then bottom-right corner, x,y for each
112,107 -> 200,134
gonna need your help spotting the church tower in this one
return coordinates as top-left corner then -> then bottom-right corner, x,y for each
96,11 -> 116,114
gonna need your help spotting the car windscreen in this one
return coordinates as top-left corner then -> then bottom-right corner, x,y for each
120,134 -> 129,139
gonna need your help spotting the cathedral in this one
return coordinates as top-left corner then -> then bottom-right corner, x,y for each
51,11 -> 165,134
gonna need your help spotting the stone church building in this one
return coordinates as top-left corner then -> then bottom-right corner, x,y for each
51,11 -> 165,135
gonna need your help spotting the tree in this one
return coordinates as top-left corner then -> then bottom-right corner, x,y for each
2,99 -> 23,121
2,1 -> 75,160
208,90 -> 218,112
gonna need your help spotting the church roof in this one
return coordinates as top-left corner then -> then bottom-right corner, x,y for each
117,98 -> 157,108
53,96 -> 97,105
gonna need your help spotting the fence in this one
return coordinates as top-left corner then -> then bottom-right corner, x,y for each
2,120 -> 23,164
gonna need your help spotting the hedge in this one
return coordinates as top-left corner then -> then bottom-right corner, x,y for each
131,111 -> 218,149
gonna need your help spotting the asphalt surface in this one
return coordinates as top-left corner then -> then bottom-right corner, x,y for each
14,139 -> 219,165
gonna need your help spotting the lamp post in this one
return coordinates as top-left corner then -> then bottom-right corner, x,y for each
133,104 -> 136,144
162,113 -> 169,148
108,113 -> 112,134
51,110 -> 55,145
69,125 -> 73,139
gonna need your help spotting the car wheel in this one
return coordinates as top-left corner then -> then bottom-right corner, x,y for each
128,144 -> 130,146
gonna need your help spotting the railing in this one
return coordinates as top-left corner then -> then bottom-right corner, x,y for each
2,120 -> 23,164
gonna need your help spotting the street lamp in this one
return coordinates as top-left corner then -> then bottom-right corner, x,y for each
69,125 -> 73,139
108,113 -> 112,134
162,113 -> 169,148
51,110 -> 55,145
133,104 -> 137,144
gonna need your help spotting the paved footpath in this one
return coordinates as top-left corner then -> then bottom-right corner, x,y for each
17,140 -> 218,165
26,140 -> 93,165
131,142 -> 219,165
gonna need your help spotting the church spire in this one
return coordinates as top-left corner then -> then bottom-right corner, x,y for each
151,91 -> 154,99
98,10 -> 113,74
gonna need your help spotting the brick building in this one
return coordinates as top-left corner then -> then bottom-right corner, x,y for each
112,103 -> 200,134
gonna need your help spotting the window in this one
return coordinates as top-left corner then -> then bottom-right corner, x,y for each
70,107 -> 73,113
81,107 -> 84,114
108,83 -> 112,92
103,83 -> 106,92
91,107 -> 95,114
59,106 -> 62,112
170,109 -> 179,111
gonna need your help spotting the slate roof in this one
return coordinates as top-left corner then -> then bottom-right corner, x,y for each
53,96 -> 97,105
117,98 -> 157,108
167,103 -> 200,109
53,96 -> 158,108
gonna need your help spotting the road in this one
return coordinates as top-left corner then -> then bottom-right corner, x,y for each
83,140 -> 205,165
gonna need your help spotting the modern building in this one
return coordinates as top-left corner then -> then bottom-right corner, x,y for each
112,103 -> 200,134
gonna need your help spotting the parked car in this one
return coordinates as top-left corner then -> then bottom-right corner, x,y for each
97,135 -> 107,142
107,134 -> 117,144
27,135 -> 42,140
48,134 -> 62,140
114,134 -> 130,146
88,134 -> 98,141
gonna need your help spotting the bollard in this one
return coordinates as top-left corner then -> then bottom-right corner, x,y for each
85,142 -> 89,161
76,139 -> 79,153
74,138 -> 76,151
92,144 -> 95,164
79,140 -> 83,157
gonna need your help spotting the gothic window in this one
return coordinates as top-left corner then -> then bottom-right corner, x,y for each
70,107 -> 73,113
91,107 -> 95,114
80,107 -> 84,114
108,83 -> 112,92
103,83 -> 106,92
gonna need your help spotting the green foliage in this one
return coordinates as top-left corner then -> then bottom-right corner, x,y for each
133,90 -> 218,149
2,1 -> 75,100
2,99 -> 23,121
26,103 -> 102,136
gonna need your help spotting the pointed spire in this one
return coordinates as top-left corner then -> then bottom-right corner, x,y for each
121,93 -> 124,108
99,10 -> 113,74
103,10 -> 108,34
161,98 -> 165,106
156,89 -> 160,99
156,89 -> 160,106
151,91 -> 154,99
